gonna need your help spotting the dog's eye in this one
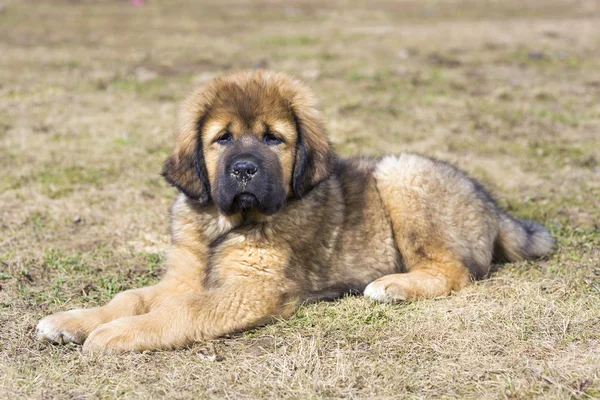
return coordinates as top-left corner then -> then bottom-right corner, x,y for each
263,133 -> 282,146
216,133 -> 233,145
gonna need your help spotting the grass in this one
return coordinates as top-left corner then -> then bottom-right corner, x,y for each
1,0 -> 599,398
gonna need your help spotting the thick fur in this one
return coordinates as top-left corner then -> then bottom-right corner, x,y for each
36,70 -> 554,353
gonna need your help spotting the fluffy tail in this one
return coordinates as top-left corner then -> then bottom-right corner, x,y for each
494,213 -> 555,262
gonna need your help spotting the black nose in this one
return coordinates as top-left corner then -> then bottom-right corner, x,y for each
231,160 -> 258,182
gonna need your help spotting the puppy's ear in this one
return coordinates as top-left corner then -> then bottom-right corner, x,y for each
291,105 -> 336,199
161,96 -> 212,205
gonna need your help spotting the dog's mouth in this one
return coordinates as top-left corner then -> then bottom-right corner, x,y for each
232,192 -> 259,212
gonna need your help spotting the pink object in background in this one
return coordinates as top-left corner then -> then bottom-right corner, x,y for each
131,0 -> 146,6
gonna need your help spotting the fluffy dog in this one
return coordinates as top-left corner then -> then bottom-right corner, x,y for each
36,70 -> 554,353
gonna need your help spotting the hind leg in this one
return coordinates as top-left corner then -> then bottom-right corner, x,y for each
367,154 -> 495,302
364,257 -> 470,301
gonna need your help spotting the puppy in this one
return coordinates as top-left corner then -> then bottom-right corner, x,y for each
36,70 -> 554,353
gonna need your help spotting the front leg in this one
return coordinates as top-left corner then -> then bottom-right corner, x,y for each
83,229 -> 299,353
83,283 -> 298,353
36,278 -> 193,345
36,247 -> 203,345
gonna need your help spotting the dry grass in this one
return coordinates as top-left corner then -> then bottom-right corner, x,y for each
1,0 -> 599,398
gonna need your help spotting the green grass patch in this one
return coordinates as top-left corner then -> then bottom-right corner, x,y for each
257,35 -> 319,47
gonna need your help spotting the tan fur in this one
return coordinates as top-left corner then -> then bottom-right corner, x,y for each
36,70 -> 554,353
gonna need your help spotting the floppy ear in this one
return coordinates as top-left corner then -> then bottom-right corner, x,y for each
291,106 -> 336,199
161,100 -> 212,205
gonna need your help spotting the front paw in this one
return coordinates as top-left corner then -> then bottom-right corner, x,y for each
83,318 -> 146,354
36,309 -> 102,345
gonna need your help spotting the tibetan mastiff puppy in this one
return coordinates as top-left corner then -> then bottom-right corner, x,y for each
37,70 -> 554,353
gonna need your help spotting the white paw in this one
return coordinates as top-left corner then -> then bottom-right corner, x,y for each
36,317 -> 77,344
363,281 -> 391,302
36,310 -> 88,345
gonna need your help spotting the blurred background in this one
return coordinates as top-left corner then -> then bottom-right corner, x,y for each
1,1 -> 599,398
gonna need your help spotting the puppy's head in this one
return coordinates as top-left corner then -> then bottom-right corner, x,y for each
162,70 -> 335,216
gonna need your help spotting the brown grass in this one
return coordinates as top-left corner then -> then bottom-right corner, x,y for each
1,0 -> 599,398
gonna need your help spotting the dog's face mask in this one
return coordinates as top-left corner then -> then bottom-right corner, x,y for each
162,70 -> 335,217
204,115 -> 294,216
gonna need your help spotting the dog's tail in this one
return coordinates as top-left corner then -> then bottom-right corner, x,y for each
494,213 -> 555,262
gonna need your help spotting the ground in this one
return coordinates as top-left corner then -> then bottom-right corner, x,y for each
1,0 -> 599,398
